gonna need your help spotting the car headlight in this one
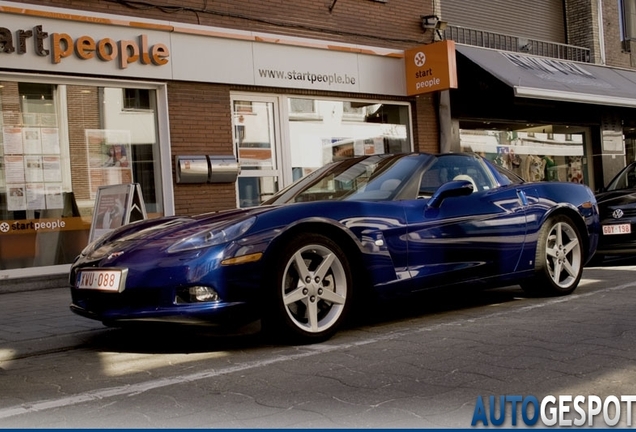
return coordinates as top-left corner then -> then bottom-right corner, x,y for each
167,217 -> 256,253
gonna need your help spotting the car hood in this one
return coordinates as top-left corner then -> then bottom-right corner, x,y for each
90,205 -> 277,249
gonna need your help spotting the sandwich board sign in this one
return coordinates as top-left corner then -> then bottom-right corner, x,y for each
88,183 -> 147,243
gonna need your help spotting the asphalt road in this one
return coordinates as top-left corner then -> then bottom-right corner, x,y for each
1,258 -> 636,428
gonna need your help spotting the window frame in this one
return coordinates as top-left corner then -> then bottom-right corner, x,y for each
0,71 -> 173,279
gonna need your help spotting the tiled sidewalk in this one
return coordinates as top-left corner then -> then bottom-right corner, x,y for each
0,286 -> 104,361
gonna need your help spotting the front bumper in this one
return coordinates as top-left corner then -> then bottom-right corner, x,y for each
70,291 -> 259,327
69,242 -> 266,326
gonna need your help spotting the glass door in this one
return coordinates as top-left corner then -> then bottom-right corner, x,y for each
231,95 -> 283,208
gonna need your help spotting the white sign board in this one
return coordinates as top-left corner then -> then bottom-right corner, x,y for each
89,183 -> 147,243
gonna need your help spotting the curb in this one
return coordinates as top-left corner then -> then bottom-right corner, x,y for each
0,274 -> 69,294
0,328 -> 106,362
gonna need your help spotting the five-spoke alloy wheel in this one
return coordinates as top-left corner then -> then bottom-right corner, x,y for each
267,233 -> 353,343
522,215 -> 583,296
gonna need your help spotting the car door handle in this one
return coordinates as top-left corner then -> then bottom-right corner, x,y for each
516,189 -> 528,206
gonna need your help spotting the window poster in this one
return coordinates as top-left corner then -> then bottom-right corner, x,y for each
22,127 -> 42,154
26,183 -> 45,210
7,184 -> 26,211
42,156 -> 62,182
41,128 -> 60,154
25,155 -> 44,182
45,184 -> 64,210
2,127 -> 23,154
5,155 -> 25,183
2,122 -> 65,211
85,129 -> 134,198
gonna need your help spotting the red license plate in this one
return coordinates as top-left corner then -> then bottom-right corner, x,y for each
602,224 -> 631,235
76,269 -> 124,291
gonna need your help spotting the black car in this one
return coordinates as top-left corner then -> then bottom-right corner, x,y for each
593,161 -> 636,263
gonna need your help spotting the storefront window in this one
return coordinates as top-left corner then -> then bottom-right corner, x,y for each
626,137 -> 636,163
460,128 -> 589,184
0,80 -> 163,272
233,97 -> 281,208
288,98 -> 411,180
232,95 -> 411,208
234,100 -> 277,172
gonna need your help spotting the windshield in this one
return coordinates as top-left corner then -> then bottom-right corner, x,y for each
606,163 -> 636,191
262,152 -> 510,205
263,154 -> 429,205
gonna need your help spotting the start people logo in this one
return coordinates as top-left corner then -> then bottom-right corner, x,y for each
472,394 -> 636,427
0,219 -> 66,233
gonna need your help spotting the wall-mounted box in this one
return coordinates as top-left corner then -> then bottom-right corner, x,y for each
208,155 -> 239,183
175,155 -> 209,184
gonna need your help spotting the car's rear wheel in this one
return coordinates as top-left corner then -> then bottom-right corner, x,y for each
266,233 -> 353,343
521,215 -> 583,296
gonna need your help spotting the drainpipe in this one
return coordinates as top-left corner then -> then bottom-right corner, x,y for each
598,0 -> 606,64
438,90 -> 452,153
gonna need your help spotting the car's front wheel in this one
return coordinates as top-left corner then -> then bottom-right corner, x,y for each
266,233 -> 353,343
521,214 -> 584,296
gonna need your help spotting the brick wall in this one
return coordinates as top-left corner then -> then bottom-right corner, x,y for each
565,0 -> 601,62
565,0 -> 631,67
412,94 -> 439,153
9,0 -> 432,50
601,0 -> 631,68
167,81 -> 237,214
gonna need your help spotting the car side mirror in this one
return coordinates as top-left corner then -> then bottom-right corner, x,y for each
426,180 -> 474,209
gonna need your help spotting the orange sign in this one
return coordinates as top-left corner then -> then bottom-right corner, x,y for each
405,40 -> 457,96
0,25 -> 169,69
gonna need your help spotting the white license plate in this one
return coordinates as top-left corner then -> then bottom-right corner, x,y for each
76,269 -> 124,291
602,224 -> 632,235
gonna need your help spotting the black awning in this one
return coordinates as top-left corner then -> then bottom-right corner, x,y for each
456,44 -> 636,108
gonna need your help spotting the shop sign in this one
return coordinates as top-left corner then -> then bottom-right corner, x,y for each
0,4 -> 404,94
601,113 -> 624,153
0,217 -> 89,234
501,52 -> 594,80
0,25 -> 169,69
404,40 -> 457,96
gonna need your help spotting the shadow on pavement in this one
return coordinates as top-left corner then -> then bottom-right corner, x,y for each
76,284 -> 529,355
585,255 -> 636,268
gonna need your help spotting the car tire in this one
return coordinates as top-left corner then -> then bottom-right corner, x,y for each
521,214 -> 584,296
265,233 -> 353,344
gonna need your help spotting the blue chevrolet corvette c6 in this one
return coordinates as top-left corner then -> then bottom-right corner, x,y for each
69,153 -> 599,343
